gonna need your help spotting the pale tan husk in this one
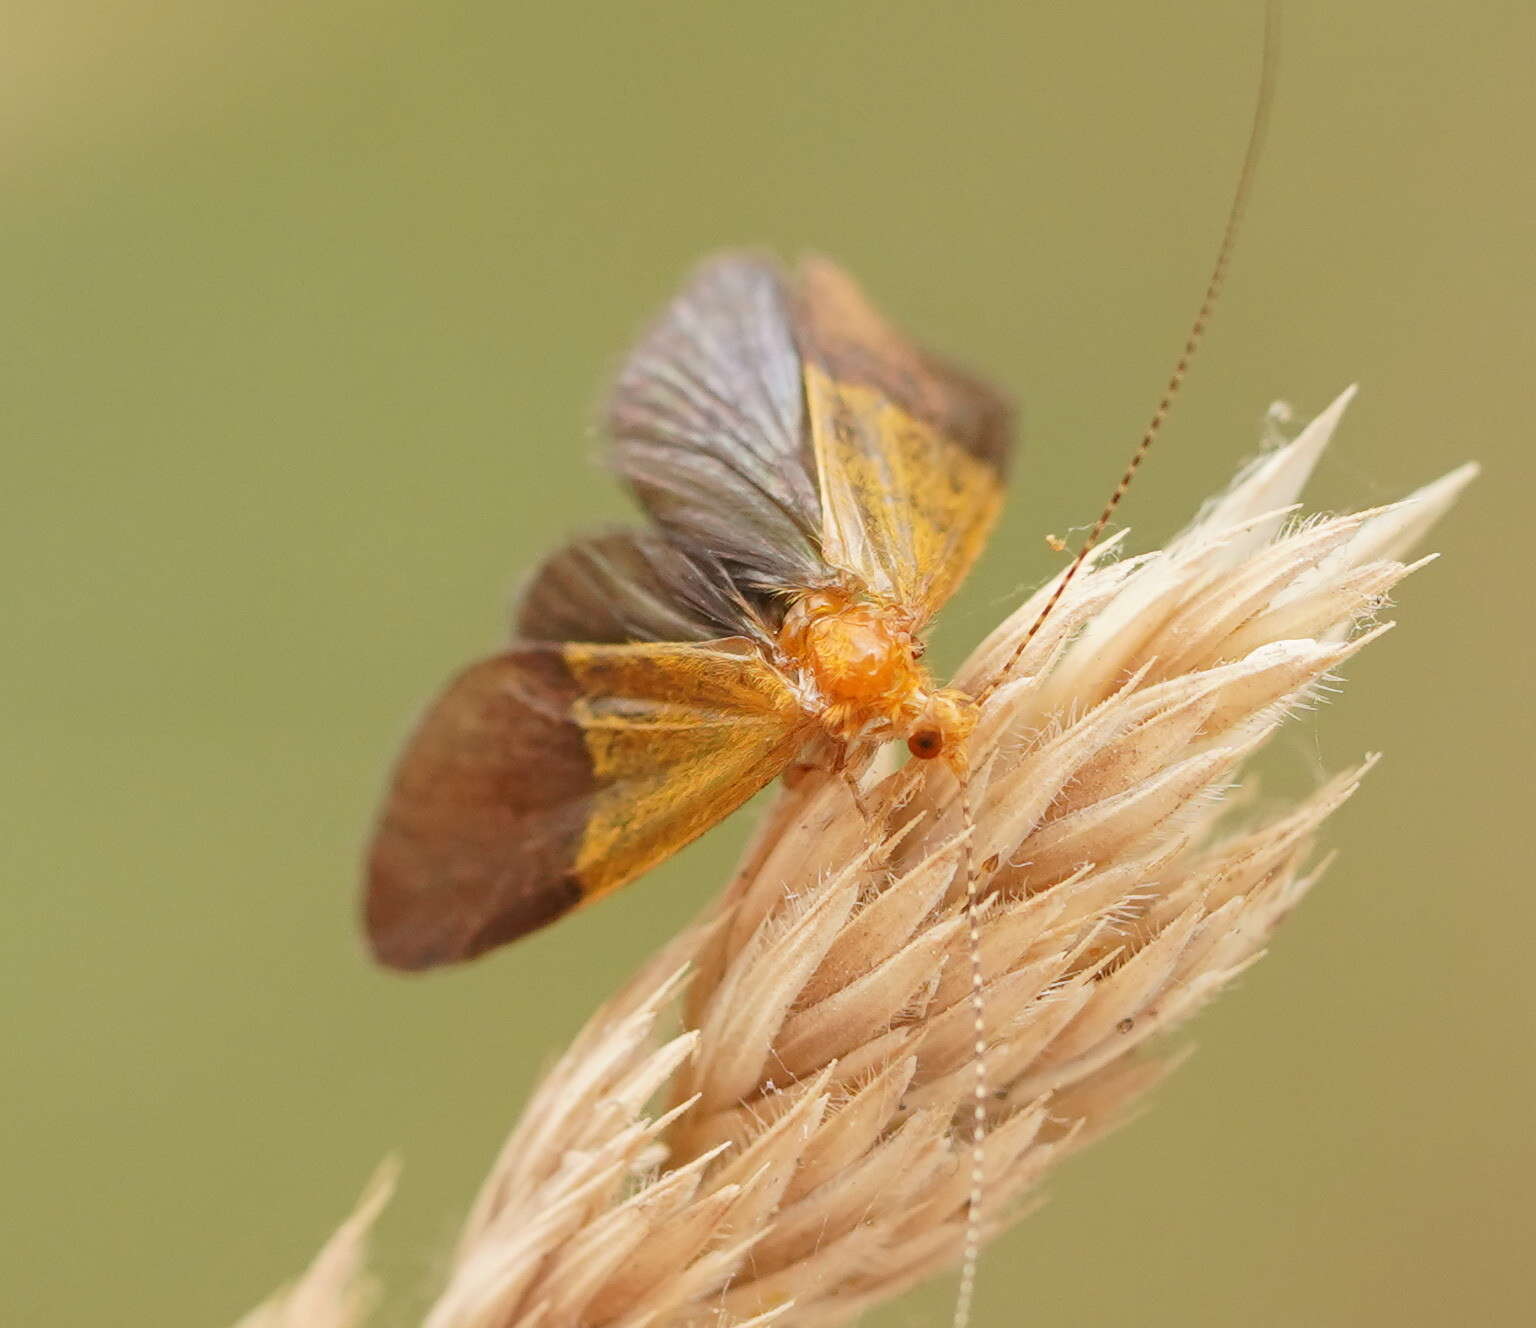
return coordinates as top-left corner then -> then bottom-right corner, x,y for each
240,388 -> 1473,1327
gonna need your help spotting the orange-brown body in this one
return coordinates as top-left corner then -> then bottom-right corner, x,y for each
778,586 -> 978,763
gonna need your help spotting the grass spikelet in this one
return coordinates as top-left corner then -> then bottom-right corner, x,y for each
241,389 -> 1472,1326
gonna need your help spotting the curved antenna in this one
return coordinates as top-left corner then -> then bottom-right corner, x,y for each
951,758 -> 988,1328
952,12 -> 1281,1328
976,5 -> 1280,708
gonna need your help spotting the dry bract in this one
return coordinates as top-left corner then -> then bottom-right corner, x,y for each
242,388 -> 1472,1327
234,1163 -> 395,1328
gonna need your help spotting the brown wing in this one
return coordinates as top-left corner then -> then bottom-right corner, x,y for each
794,257 -> 1014,624
364,638 -> 808,970
515,529 -> 770,647
607,253 -> 832,596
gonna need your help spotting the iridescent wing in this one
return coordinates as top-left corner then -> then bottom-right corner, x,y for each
515,528 -> 769,647
608,253 -> 829,597
364,637 -> 808,969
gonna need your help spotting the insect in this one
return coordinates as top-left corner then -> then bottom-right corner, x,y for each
362,14 -> 1274,1325
364,254 -> 1012,970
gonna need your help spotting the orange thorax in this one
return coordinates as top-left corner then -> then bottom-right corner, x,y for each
778,589 -> 927,740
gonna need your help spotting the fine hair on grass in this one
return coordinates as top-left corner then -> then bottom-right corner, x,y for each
241,388 -> 1472,1327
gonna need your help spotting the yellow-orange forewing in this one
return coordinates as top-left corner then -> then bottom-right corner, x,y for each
367,638 -> 808,969
794,258 -> 1010,625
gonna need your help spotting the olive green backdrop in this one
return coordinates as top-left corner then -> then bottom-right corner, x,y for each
4,3 -> 1528,1325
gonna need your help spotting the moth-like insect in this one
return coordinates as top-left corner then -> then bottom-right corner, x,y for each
364,254 -> 1012,970
362,16 -> 1274,1322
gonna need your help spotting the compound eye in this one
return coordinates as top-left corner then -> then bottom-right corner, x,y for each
907,728 -> 944,760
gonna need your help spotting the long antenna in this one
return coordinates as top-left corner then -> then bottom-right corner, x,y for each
951,758 -> 987,1328
976,5 -> 1279,707
952,13 -> 1280,1328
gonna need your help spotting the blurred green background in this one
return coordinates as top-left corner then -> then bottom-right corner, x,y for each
3,3 -> 1529,1325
